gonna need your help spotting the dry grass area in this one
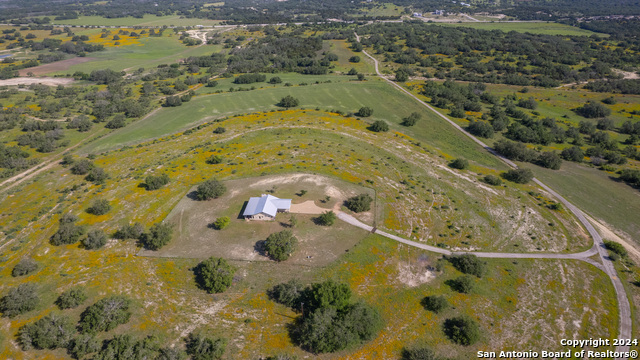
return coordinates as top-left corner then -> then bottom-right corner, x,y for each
17,58 -> 95,76
0,109 -> 605,359
138,174 -> 373,266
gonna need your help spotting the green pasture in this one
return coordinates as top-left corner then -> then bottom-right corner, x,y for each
436,21 -> 603,36
530,161 -> 640,241
82,76 -> 505,169
49,37 -> 221,74
51,15 -> 223,27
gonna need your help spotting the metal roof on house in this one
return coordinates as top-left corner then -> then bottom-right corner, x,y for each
243,194 -> 291,217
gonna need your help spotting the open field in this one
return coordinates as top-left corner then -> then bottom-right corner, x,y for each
83,76 -> 505,169
17,58 -> 95,76
436,21 -> 603,36
49,36 -> 221,75
0,105 -> 616,358
139,174 -> 373,266
531,161 -> 640,242
51,15 -> 223,27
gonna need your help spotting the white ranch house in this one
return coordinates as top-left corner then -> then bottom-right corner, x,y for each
242,194 -> 291,220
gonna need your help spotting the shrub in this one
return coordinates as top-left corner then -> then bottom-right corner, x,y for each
345,194 -> 373,213
70,159 -> 94,175
93,334 -> 159,360
264,230 -> 298,262
601,97 -> 616,105
502,168 -> 534,184
67,334 -> 100,360
401,346 -> 440,360
233,73 -> 266,84
297,302 -> 382,353
83,229 -> 107,250
79,295 -> 131,334
106,114 -> 126,129
401,112 -> 421,126
114,223 -> 144,240
18,314 -> 74,350
348,56 -> 360,63
537,151 -> 562,170
316,211 -> 337,226
449,158 -> 469,170
357,106 -> 373,117
597,118 -> 615,130
206,80 -> 218,87
421,295 -> 449,313
196,178 -> 226,200
51,213 -> 86,246
483,174 -> 502,186
206,155 -> 224,164
576,101 -> 611,118
604,240 -> 627,258
449,107 -> 465,118
445,254 -> 486,277
0,283 -> 39,317
185,333 -> 227,360
212,216 -> 230,230
56,287 -> 87,309
87,199 -> 111,215
307,280 -> 352,312
12,258 -> 39,277
450,275 -> 475,294
369,120 -> 388,132
157,347 -> 188,360
164,96 -> 182,107
145,174 -> 170,190
268,279 -> 305,308
194,257 -> 236,293
86,167 -> 108,184
561,146 -> 584,162
467,121 -> 494,138
277,95 -> 299,108
140,222 -> 173,250
443,315 -> 480,345
269,76 -> 282,84
212,126 -> 226,134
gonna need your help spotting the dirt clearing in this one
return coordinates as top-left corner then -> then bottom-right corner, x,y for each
0,77 -> 75,86
18,57 -> 95,76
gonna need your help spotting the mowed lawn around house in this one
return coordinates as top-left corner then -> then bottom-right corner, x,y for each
139,174 -> 374,266
82,77 -> 505,169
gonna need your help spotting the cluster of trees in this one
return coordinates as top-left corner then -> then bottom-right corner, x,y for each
268,279 -> 382,353
419,81 -> 638,175
357,22 -> 638,87
227,33 -> 335,75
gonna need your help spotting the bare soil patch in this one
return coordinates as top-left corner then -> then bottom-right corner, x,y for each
0,77 -> 76,87
18,57 -> 95,76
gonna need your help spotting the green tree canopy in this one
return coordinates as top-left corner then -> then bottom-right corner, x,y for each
196,178 -> 227,200
194,257 -> 236,294
264,230 -> 298,262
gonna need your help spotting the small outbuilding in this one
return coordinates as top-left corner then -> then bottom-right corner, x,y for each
243,194 -> 291,220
